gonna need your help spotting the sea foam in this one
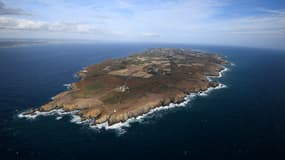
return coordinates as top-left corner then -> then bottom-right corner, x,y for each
18,66 -> 230,134
89,67 -> 229,132
63,83 -> 72,89
18,109 -> 80,120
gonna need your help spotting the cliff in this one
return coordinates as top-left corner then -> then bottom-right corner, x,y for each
24,48 -> 228,125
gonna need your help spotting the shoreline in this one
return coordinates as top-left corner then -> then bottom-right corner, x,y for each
18,66 -> 230,132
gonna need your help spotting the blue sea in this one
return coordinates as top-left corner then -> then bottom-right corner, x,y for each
0,43 -> 285,160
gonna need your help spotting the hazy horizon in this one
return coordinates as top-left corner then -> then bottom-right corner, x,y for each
0,0 -> 285,49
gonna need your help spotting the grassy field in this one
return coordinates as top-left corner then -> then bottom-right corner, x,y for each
85,81 -> 102,91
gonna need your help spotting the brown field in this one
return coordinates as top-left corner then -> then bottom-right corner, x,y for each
29,48 -> 228,125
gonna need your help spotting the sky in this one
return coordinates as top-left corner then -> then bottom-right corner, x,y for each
0,0 -> 285,49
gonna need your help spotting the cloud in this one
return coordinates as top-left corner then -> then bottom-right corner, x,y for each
116,0 -> 134,9
214,11 -> 285,37
141,32 -> 160,38
0,17 -> 48,31
256,8 -> 285,16
0,17 -> 102,33
0,0 -> 29,15
0,0 -> 284,49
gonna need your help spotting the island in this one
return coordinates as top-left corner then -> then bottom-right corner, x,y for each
0,40 -> 46,48
23,48 -> 228,126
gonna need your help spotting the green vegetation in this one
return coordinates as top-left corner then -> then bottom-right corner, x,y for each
100,92 -> 121,104
33,48 -> 228,126
127,58 -> 148,65
85,81 -> 102,91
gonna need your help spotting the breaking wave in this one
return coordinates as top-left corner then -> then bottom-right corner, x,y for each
18,66 -> 230,134
63,83 -> 72,89
18,109 -> 80,120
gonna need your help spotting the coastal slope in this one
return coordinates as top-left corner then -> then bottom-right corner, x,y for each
24,48 -> 228,125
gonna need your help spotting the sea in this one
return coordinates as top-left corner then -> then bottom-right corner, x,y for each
0,43 -> 285,160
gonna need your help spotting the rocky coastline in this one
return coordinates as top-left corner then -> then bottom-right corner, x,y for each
19,48 -> 229,128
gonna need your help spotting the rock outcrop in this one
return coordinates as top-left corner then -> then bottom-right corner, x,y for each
24,48 -> 228,126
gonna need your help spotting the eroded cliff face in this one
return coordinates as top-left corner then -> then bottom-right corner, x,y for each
25,48 -> 228,125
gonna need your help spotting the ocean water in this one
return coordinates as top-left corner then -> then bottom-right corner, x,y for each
0,43 -> 285,159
